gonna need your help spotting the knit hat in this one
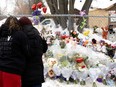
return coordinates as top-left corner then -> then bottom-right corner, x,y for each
19,16 -> 32,26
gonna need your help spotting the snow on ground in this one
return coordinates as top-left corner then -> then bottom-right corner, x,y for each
42,78 -> 110,87
40,27 -> 116,87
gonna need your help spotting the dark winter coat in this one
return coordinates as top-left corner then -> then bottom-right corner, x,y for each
21,25 -> 48,86
0,24 -> 28,75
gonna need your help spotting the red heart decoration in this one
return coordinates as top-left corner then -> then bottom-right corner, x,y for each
31,4 -> 36,10
42,7 -> 47,13
37,2 -> 42,9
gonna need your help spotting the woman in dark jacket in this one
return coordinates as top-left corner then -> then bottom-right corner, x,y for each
0,16 -> 28,87
19,16 -> 48,87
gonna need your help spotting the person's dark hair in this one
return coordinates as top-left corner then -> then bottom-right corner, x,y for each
4,16 -> 21,31
19,16 -> 32,26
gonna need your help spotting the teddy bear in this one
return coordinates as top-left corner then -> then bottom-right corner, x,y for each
47,58 -> 58,78
75,57 -> 87,71
101,26 -> 108,39
47,58 -> 58,68
48,68 -> 55,78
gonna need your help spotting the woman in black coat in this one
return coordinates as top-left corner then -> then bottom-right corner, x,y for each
19,16 -> 48,87
0,16 -> 28,87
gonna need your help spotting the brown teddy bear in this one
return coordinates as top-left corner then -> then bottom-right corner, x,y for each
101,26 -> 108,39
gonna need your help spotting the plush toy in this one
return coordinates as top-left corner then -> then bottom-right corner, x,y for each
70,30 -> 78,38
47,58 -> 58,78
75,57 -> 87,71
60,40 -> 66,49
83,40 -> 89,47
47,58 -> 58,68
48,69 -> 55,78
83,30 -> 90,36
108,25 -> 115,34
93,26 -> 98,33
101,26 -> 108,39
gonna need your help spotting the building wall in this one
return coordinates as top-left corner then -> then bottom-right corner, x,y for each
88,9 -> 109,28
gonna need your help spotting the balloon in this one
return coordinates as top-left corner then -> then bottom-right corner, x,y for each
31,4 -> 36,10
37,2 -> 42,9
83,30 -> 90,36
42,7 -> 47,13
79,17 -> 86,29
80,25 -> 83,29
82,21 -> 86,25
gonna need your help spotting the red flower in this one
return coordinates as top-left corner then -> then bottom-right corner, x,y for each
81,65 -> 86,68
76,58 -> 84,63
61,35 -> 68,39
